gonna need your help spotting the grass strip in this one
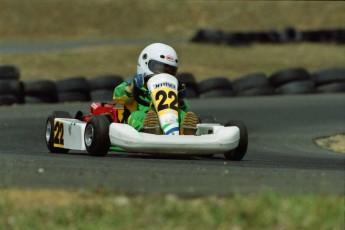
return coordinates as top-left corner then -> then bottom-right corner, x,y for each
0,189 -> 343,230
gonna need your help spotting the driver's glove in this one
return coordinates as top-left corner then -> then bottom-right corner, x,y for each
133,73 -> 145,88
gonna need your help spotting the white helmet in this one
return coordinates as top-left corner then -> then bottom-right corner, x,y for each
137,43 -> 178,76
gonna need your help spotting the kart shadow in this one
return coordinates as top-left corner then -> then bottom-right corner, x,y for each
108,152 -> 196,160
60,150 -> 231,162
56,150 -> 196,160
108,152 -> 228,161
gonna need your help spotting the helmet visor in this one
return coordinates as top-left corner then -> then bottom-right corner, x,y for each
148,60 -> 177,76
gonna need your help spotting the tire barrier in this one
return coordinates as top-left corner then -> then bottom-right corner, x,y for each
193,66 -> 344,98
0,65 -> 344,106
0,68 -> 124,106
191,27 -> 345,46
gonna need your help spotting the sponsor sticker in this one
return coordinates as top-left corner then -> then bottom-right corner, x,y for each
166,55 -> 174,62
153,82 -> 176,90
53,121 -> 64,148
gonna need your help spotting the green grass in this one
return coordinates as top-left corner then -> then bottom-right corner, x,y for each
1,189 -> 343,230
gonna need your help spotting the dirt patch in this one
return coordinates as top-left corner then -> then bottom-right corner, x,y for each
315,134 -> 345,154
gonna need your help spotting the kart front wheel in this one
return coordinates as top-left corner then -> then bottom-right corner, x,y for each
84,115 -> 110,157
224,120 -> 248,161
45,111 -> 72,153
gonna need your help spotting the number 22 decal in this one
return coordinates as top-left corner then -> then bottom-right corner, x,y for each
155,90 -> 178,112
54,121 -> 64,147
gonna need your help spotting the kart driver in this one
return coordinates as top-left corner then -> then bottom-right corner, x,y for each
113,43 -> 198,135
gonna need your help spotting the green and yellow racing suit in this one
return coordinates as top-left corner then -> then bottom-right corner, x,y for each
113,80 -> 190,131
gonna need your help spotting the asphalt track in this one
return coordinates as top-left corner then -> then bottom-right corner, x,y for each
0,94 -> 344,195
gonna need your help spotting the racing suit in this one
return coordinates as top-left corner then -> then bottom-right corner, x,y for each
113,76 -> 190,131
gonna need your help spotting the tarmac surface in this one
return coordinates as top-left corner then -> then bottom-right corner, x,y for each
0,94 -> 344,195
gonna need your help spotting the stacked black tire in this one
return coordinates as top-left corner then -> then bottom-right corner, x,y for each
191,27 -> 345,46
0,65 -> 24,105
0,66 -> 124,106
24,80 -> 59,103
198,77 -> 234,98
56,77 -> 91,102
88,75 -> 123,101
180,67 -> 345,99
269,68 -> 315,95
312,67 -> 345,93
267,67 -> 345,95
196,73 -> 276,98
232,73 -> 275,96
56,75 -> 123,102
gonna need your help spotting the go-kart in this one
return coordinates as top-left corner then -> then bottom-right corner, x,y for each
45,73 -> 248,160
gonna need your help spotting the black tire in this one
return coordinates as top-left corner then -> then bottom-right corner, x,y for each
56,77 -> 90,94
176,72 -> 199,93
185,86 -> 199,98
224,120 -> 248,161
0,80 -> 23,96
88,75 -> 123,91
25,95 -> 58,104
23,80 -> 58,103
280,27 -> 302,43
334,29 -> 345,44
0,65 -> 20,80
316,82 -> 345,93
0,80 -> 25,103
311,67 -> 345,86
235,86 -> 276,97
225,32 -> 252,46
198,77 -> 232,94
84,115 -> 110,157
0,95 -> 19,105
191,29 -> 224,44
266,30 -> 282,43
90,89 -> 114,102
199,89 -> 234,98
45,111 -> 72,153
232,72 -> 270,94
58,92 -> 91,102
301,30 -> 333,42
269,68 -> 311,87
276,80 -> 315,95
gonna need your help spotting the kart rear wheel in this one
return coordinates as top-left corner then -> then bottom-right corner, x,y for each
45,111 -> 72,153
84,115 -> 110,157
224,120 -> 248,161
